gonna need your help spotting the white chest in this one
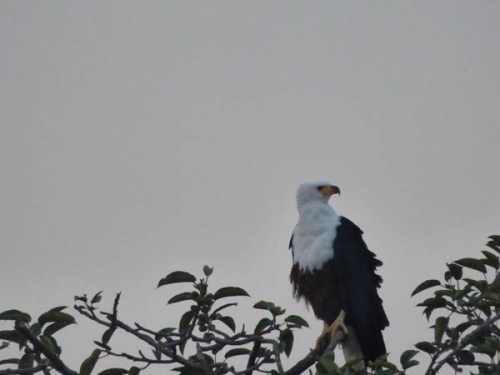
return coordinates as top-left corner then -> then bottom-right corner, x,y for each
292,204 -> 340,272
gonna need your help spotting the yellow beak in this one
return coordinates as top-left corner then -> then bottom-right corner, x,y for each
319,185 -> 341,197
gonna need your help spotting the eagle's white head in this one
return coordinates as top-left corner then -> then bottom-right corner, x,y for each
296,181 -> 341,209
293,181 -> 341,271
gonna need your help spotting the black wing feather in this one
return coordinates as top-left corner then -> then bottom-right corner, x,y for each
334,216 -> 389,362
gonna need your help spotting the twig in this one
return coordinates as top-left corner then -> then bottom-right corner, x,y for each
245,339 -> 261,375
285,331 -> 346,375
427,311 -> 500,375
14,322 -> 78,375
106,350 -> 174,364
74,304 -> 206,373
272,341 -> 285,374
232,358 -> 267,375
0,365 -> 49,375
0,360 -> 18,366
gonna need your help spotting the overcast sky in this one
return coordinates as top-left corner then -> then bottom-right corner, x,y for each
1,2 -> 499,374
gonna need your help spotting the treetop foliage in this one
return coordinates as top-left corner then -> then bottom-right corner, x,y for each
1,236 -> 499,375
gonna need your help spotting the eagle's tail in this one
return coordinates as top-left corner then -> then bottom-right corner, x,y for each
358,328 -> 386,365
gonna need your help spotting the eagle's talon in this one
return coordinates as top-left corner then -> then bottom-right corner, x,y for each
315,310 -> 349,349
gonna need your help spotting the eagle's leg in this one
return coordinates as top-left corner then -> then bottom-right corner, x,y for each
316,310 -> 349,349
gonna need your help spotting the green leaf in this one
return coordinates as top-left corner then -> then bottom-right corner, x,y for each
177,368 -> 206,375
417,297 -> 447,320
400,349 -> 419,370
0,310 -> 31,323
157,271 -> 196,287
400,349 -> 419,368
168,292 -> 196,305
217,316 -> 236,332
271,307 -> 285,316
179,310 -> 195,335
213,287 -> 249,300
455,320 -> 474,334
203,266 -> 213,277
471,338 -> 498,357
403,360 -> 420,370
43,321 -> 74,337
152,348 -> 161,361
481,250 -> 499,269
371,359 -> 398,370
447,263 -> 463,280
456,350 -> 475,365
128,367 -> 140,375
411,279 -> 441,297
19,352 -> 35,369
80,349 -> 101,375
415,341 -> 437,354
417,297 -> 447,310
91,291 -> 103,305
155,327 -> 175,341
224,348 -> 251,359
279,329 -> 294,357
44,306 -> 67,313
454,258 -> 487,273
488,234 -> 500,242
30,322 -> 42,336
254,318 -> 272,334
102,326 -> 116,345
285,315 -> 309,328
434,316 -> 448,345
253,301 -> 275,310
253,301 -> 285,316
435,289 -> 454,298
40,335 -> 60,355
0,330 -> 25,345
97,369 -> 129,375
75,295 -> 88,303
486,235 -> 500,252
463,278 -> 488,292
38,307 -> 75,325
94,341 -> 111,351
211,303 -> 237,316
316,352 -> 340,375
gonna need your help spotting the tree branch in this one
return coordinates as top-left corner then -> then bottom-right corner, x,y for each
0,365 -> 49,375
285,331 -> 346,375
14,322 -> 78,375
428,311 -> 500,375
245,339 -> 261,375
74,304 -> 206,373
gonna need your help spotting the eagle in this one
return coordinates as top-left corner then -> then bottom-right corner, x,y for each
289,181 -> 389,366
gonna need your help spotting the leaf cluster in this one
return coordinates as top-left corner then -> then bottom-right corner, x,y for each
0,305 -> 78,375
411,235 -> 500,375
0,267 -> 310,375
1,237 -> 499,375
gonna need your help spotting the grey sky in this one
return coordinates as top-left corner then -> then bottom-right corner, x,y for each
1,2 -> 499,373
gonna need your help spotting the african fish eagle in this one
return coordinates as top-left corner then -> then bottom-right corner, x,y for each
289,181 -> 389,365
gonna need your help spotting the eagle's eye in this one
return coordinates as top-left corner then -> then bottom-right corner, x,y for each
316,185 -> 324,191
